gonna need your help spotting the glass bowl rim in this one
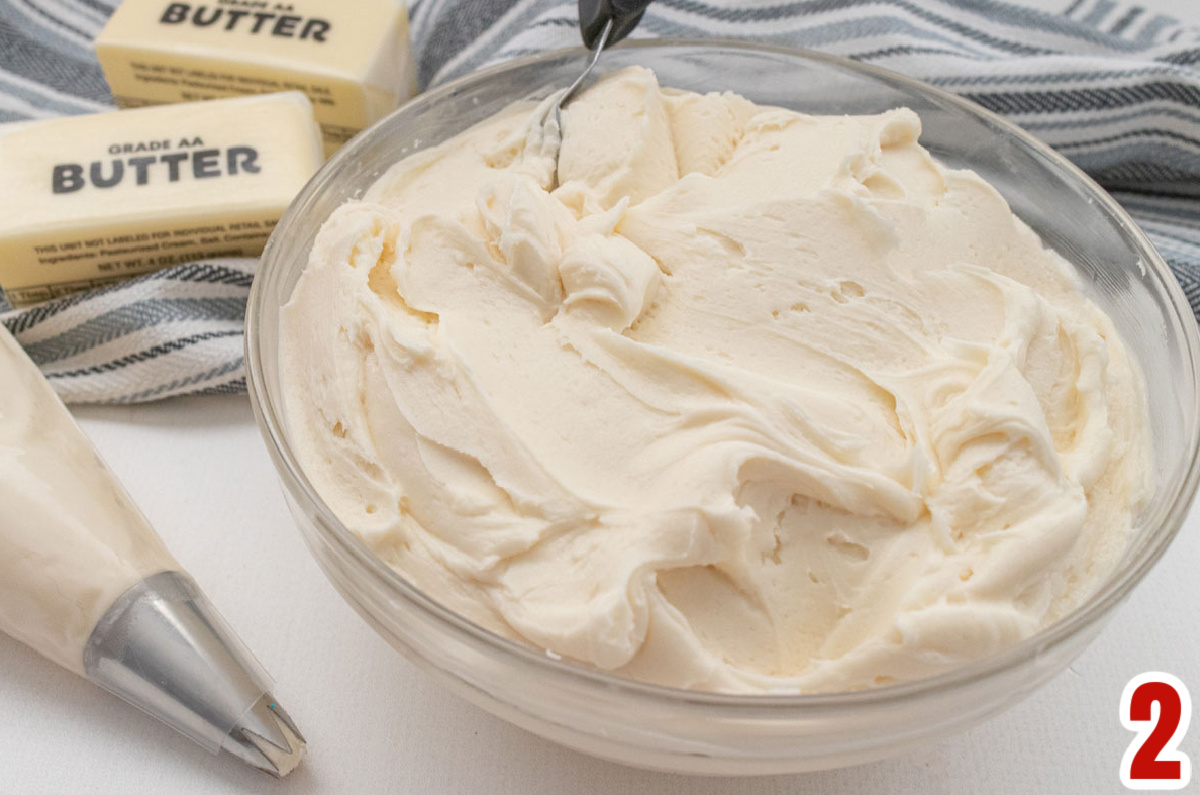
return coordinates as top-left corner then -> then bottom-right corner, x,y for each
246,37 -> 1200,715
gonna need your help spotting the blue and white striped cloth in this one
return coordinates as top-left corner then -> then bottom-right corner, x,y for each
2,0 -> 1198,402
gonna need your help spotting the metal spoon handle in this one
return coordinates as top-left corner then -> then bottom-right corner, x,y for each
558,17 -> 614,114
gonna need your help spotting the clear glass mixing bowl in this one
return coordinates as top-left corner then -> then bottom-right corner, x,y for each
246,41 -> 1200,775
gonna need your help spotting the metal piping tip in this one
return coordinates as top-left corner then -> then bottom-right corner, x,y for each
223,695 -> 307,777
83,571 -> 308,777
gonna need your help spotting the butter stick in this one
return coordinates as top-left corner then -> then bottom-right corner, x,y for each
0,92 -> 323,308
95,0 -> 417,156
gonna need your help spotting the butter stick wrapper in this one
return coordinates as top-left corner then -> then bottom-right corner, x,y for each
0,92 -> 323,308
95,0 -> 417,156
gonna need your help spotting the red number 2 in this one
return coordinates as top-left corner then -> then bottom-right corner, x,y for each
1120,672 -> 1192,791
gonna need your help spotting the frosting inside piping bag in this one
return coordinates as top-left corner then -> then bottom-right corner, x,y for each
0,328 -> 177,674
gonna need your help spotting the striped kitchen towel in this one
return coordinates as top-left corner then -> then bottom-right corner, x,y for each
1,0 -> 1198,403
3,260 -> 253,403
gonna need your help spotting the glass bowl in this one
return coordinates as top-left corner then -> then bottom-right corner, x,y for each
246,40 -> 1200,775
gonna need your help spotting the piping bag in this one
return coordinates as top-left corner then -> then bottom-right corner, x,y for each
0,326 -> 305,776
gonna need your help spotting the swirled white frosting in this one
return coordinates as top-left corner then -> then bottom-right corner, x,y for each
281,67 -> 1150,693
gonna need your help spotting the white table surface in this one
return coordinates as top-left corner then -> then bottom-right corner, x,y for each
4,0 -> 1199,791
